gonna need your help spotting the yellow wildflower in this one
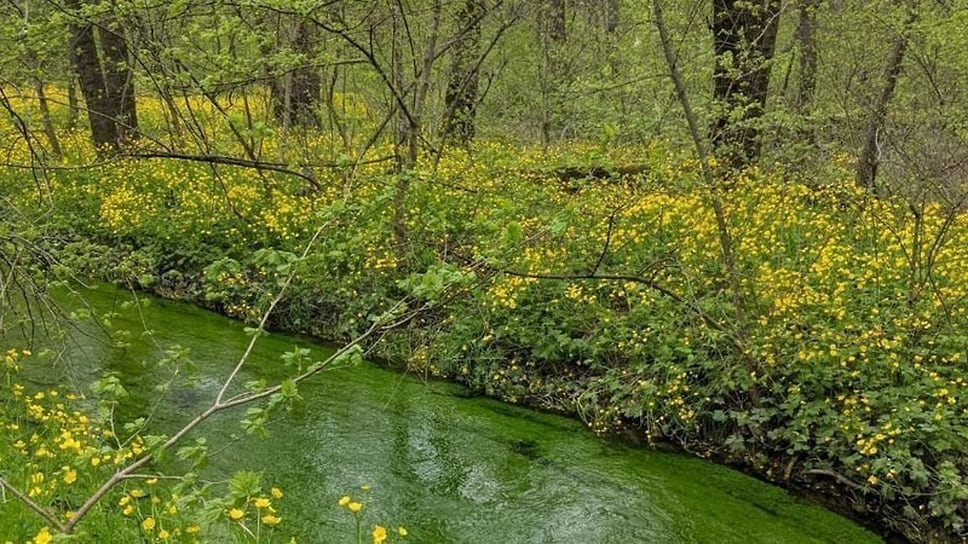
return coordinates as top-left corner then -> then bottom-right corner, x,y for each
229,508 -> 245,521
142,517 -> 156,532
372,526 -> 388,544
348,502 -> 362,513
33,528 -> 52,544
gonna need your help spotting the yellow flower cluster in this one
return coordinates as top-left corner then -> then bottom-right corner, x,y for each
338,487 -> 407,544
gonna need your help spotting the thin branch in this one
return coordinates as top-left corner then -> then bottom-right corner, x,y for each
0,476 -> 67,532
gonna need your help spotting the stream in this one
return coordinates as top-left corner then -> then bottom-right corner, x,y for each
14,284 -> 881,543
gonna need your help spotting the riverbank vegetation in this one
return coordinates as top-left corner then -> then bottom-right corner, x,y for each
2,1 -> 968,542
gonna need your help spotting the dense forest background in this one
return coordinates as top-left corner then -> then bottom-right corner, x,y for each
2,1 -> 968,542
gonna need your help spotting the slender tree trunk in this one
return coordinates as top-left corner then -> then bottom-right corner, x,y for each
711,0 -> 782,167
653,0 -> 760,407
34,79 -> 62,158
855,8 -> 917,189
67,75 -> 79,131
794,0 -> 820,114
548,0 -> 566,42
540,0 -> 567,145
442,0 -> 485,145
604,0 -> 619,33
390,0 -> 442,264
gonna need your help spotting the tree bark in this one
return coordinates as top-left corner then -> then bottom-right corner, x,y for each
794,0 -> 820,114
272,19 -> 321,128
547,0 -> 566,43
68,5 -> 120,150
66,1 -> 137,151
711,0 -> 782,168
855,7 -> 917,189
442,0 -> 485,145
604,0 -> 619,33
98,13 -> 138,143
33,79 -> 62,158
540,0 -> 567,145
67,74 -> 79,131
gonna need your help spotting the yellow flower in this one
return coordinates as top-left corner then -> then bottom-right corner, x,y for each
253,497 -> 271,509
186,525 -> 201,535
142,517 -> 156,532
63,468 -> 77,485
360,484 -> 372,491
130,488 -> 145,498
146,478 -> 158,485
338,495 -> 351,506
348,502 -> 362,513
229,508 -> 245,521
262,513 -> 282,526
33,528 -> 52,544
123,505 -> 135,516
372,525 -> 388,544
158,529 -> 170,540
398,526 -> 408,536
271,487 -> 284,499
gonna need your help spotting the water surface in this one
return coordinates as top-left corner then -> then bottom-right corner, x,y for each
21,285 -> 880,543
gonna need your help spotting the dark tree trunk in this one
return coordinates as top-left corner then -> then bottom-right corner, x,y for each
604,0 -> 619,33
540,0 -> 567,144
68,9 -> 120,150
794,0 -> 820,114
547,0 -> 566,43
711,0 -> 781,167
67,1 -> 137,151
442,0 -> 485,145
856,8 -> 917,189
98,14 -> 139,143
272,19 -> 321,128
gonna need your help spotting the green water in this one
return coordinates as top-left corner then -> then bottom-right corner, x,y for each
18,284 -> 880,543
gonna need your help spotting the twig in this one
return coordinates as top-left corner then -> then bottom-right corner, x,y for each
0,475 -> 67,532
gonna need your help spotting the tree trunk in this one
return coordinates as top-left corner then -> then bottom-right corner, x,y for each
547,0 -> 566,42
540,0 -> 567,145
390,0 -> 442,264
711,0 -> 781,168
98,13 -> 138,143
272,19 -> 321,128
69,9 -> 120,150
604,0 -> 619,33
794,0 -> 820,114
67,74 -> 79,131
442,0 -> 485,145
855,8 -> 917,190
34,79 -> 62,158
67,1 -> 137,151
